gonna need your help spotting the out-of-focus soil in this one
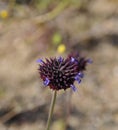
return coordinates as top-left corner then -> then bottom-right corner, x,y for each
0,0 -> 118,130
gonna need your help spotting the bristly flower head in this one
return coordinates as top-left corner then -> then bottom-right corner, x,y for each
37,52 -> 92,91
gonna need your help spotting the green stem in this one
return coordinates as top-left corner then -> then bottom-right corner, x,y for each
34,0 -> 70,24
45,90 -> 57,130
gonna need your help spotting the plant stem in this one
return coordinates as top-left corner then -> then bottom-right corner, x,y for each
34,0 -> 70,24
45,90 -> 57,130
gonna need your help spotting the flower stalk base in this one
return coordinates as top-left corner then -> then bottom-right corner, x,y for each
45,90 -> 57,130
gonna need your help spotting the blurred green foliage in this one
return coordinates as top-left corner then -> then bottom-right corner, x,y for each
13,0 -> 82,11
36,0 -> 52,12
52,32 -> 62,45
4,0 -> 86,19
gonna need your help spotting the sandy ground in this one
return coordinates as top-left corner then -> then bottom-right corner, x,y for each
0,0 -> 118,130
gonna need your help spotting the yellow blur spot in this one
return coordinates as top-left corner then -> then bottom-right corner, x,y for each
57,44 -> 66,54
0,10 -> 8,19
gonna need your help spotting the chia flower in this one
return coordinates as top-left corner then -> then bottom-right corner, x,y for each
37,53 -> 92,91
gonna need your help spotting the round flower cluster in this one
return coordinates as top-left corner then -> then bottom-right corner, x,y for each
37,53 -> 92,91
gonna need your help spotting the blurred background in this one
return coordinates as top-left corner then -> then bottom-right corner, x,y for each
0,0 -> 118,130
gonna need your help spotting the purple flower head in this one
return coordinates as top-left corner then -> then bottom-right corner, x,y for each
38,52 -> 91,91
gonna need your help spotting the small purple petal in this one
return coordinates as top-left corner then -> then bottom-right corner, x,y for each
86,59 -> 93,64
43,78 -> 50,86
71,57 -> 75,62
77,78 -> 81,84
58,57 -> 63,62
70,84 -> 77,92
74,75 -> 81,84
37,59 -> 43,63
78,72 -> 84,78
75,75 -> 79,80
